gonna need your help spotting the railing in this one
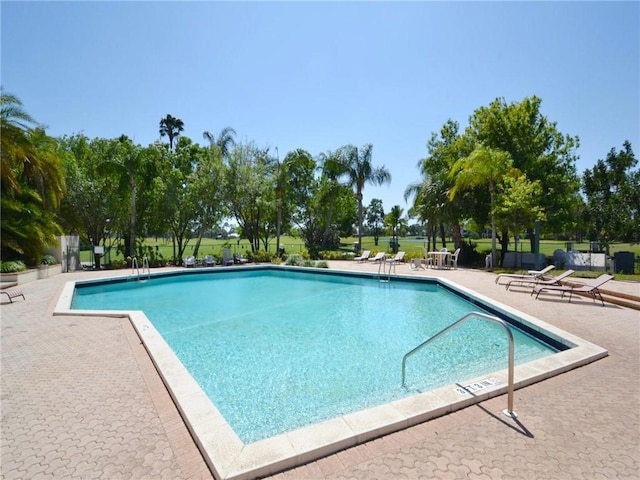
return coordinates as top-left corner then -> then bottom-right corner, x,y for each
131,256 -> 151,281
401,311 -> 517,418
377,255 -> 390,282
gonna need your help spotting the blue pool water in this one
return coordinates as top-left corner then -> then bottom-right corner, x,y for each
72,269 -> 558,443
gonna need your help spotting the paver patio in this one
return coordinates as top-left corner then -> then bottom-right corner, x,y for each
1,263 -> 638,479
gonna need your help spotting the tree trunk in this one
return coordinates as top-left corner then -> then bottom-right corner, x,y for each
439,223 -> 447,248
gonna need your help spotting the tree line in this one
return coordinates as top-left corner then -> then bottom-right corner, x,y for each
2,88 -> 638,267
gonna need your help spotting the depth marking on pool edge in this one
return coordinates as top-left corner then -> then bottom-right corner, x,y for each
454,377 -> 501,396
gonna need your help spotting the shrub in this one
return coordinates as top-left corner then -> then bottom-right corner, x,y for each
40,254 -> 58,265
110,259 -> 128,269
246,250 -> 274,263
318,250 -> 355,260
314,260 -> 329,268
285,254 -> 304,266
1,260 -> 27,273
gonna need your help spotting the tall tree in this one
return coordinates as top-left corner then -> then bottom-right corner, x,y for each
339,144 -> 391,251
97,135 -> 143,256
493,174 -> 546,266
223,143 -> 274,253
318,150 -> 344,246
365,198 -> 385,246
449,145 -> 514,266
203,127 -> 237,160
582,141 -> 639,242
1,90 -> 65,264
159,114 -> 184,152
410,119 -> 471,251
385,205 -> 406,253
465,96 -> 580,246
58,135 -> 124,250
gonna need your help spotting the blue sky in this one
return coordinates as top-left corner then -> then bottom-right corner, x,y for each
2,1 -> 638,213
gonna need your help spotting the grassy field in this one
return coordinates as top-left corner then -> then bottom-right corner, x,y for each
87,235 -> 639,281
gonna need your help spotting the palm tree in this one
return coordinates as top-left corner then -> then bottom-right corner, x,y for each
159,114 -> 184,151
1,88 -> 38,196
386,205 -> 406,253
202,126 -> 237,160
318,150 -> 344,245
449,144 -> 513,266
340,144 -> 391,251
1,89 -> 65,263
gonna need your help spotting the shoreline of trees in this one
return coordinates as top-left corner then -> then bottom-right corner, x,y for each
2,89 -> 638,269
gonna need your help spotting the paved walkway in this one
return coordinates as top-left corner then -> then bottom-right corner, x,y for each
1,264 -> 638,479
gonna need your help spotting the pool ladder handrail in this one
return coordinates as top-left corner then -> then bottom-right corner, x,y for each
131,256 -> 151,281
401,311 -> 517,418
377,255 -> 395,282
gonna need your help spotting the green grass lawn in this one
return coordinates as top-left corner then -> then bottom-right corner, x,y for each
86,235 -> 639,281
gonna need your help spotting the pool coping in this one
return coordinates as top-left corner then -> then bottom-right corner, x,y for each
54,266 -> 608,480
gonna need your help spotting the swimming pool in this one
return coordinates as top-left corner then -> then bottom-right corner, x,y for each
56,266 -> 608,480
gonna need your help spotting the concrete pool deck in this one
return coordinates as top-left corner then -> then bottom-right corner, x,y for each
1,263 -> 638,479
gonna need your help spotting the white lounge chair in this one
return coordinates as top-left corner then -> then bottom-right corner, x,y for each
506,269 -> 575,290
184,256 -> 197,267
386,251 -> 405,264
370,252 -> 386,263
495,265 -> 555,284
533,274 -> 614,306
203,255 -> 216,267
354,250 -> 371,262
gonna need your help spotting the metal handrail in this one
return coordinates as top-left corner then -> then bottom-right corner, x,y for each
131,256 -> 150,281
142,256 -> 151,280
401,311 -> 517,418
131,256 -> 139,277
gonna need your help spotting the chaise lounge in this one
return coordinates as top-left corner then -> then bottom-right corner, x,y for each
532,273 -> 614,306
505,269 -> 575,291
354,250 -> 371,262
495,265 -> 555,284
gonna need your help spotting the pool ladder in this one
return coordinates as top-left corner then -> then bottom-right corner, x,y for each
377,255 -> 395,283
131,256 -> 150,281
401,311 -> 517,418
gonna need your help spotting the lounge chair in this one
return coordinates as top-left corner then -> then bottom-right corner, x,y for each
386,251 -> 405,264
370,252 -> 386,263
184,256 -> 197,267
354,250 -> 371,262
495,265 -> 555,284
448,248 -> 461,269
222,248 -> 234,266
203,255 -> 216,267
1,288 -> 25,303
532,274 -> 614,306
234,253 -> 248,264
506,269 -> 575,291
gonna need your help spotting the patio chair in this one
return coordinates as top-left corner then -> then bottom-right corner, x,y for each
203,255 -> 216,267
448,248 -> 461,269
386,251 -> 405,264
495,265 -> 555,285
370,252 -> 386,263
506,269 -> 575,291
222,248 -> 234,266
184,256 -> 197,267
532,273 -> 614,306
354,250 -> 371,262
410,258 -> 425,270
234,252 -> 248,264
